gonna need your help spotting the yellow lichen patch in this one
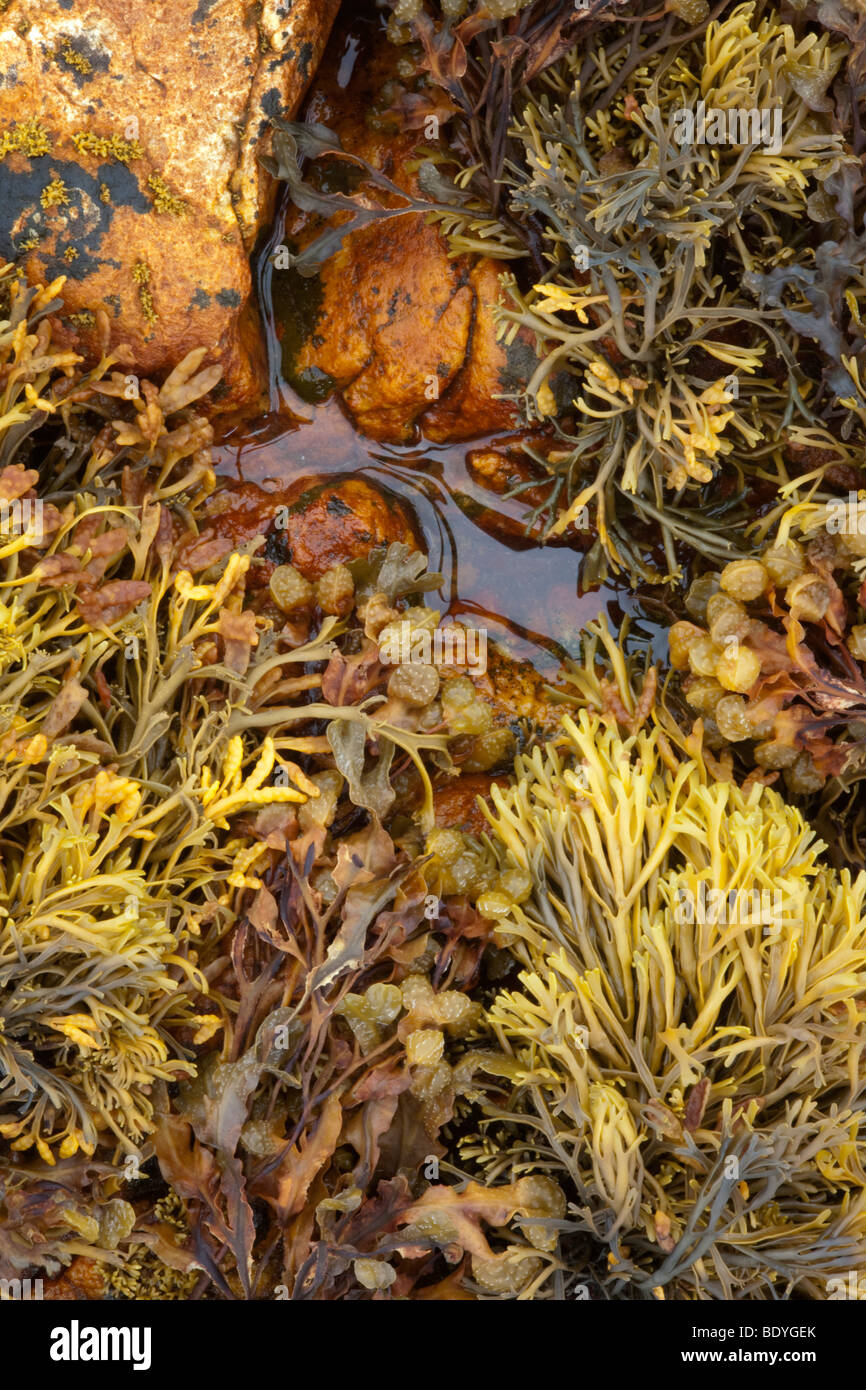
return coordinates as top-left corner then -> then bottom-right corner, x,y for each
0,119 -> 52,159
147,173 -> 187,216
71,130 -> 143,163
40,177 -> 69,209
57,42 -> 92,75
132,259 -> 157,325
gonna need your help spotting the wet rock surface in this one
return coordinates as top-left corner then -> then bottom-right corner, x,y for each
0,0 -> 339,412
202,473 -> 417,581
279,11 -> 541,445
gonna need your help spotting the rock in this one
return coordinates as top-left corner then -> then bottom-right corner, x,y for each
297,211 -> 476,443
41,1256 -> 106,1300
473,647 -> 565,737
271,476 -> 417,579
0,0 -> 339,413
421,260 -> 539,445
432,773 -> 504,837
201,475 -> 418,581
280,11 -> 540,445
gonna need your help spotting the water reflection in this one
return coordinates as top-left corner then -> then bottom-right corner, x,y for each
210,228 -> 664,676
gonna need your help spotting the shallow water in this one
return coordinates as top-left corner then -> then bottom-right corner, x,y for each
211,204 -> 663,677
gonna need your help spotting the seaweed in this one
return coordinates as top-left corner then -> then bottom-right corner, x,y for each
467,621 -> 866,1298
262,118 -> 473,277
376,1 -> 866,581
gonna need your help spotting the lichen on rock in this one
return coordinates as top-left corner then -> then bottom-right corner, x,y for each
0,0 -> 340,412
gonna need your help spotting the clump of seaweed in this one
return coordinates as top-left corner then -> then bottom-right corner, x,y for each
136,806 -> 563,1300
0,305 -> 319,1157
384,0 -> 536,47
0,1159 -> 138,1279
668,513 -> 866,797
495,3 -> 852,573
386,1 -> 864,581
0,512 -> 456,1168
262,118 -> 481,278
105,1190 -> 198,1300
466,620 -> 866,1298
0,263 -> 541,1295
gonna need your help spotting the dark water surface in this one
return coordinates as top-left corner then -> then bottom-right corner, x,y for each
211,212 -> 661,677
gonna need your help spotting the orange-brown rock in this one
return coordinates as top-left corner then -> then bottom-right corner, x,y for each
274,476 -> 417,579
474,646 -> 565,737
41,1255 -> 106,1300
281,12 -> 541,445
420,259 -> 537,445
0,0 -> 339,413
300,213 -> 476,443
203,474 -> 417,580
433,773 -> 504,837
